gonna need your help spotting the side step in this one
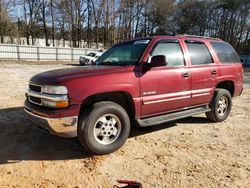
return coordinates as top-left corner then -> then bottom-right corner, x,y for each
137,105 -> 210,127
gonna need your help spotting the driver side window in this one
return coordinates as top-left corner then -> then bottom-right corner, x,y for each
151,41 -> 185,66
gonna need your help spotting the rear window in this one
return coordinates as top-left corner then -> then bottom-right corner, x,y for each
211,42 -> 240,63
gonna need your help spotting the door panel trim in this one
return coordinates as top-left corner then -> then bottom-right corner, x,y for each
142,88 -> 213,105
143,95 -> 191,105
142,90 -> 191,105
192,93 -> 210,97
192,88 -> 213,98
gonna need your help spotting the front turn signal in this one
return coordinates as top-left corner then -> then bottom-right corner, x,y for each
55,101 -> 70,108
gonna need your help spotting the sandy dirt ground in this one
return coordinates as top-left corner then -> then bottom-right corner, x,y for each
0,61 -> 249,188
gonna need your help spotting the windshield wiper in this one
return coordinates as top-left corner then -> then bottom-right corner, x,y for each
97,61 -> 113,65
97,61 -> 132,66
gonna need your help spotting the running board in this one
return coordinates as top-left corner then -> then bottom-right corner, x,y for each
137,105 -> 210,127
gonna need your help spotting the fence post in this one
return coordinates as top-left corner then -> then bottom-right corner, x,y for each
16,45 -> 20,61
37,46 -> 40,61
56,47 -> 58,61
71,48 -> 74,61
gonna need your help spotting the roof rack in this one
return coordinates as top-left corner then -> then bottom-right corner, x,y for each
175,34 -> 222,41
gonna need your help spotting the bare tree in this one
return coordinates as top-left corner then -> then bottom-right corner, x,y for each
0,0 -> 16,43
40,0 -> 49,46
50,0 -> 55,46
0,0 -> 249,54
91,0 -> 104,48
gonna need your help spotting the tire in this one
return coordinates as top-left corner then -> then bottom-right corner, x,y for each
85,59 -> 89,65
79,62 -> 85,66
79,60 -> 85,66
206,89 -> 232,122
77,101 -> 130,154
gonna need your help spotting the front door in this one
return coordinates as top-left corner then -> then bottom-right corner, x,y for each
140,40 -> 191,117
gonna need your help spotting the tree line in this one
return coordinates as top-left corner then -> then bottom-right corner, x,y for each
0,0 -> 249,54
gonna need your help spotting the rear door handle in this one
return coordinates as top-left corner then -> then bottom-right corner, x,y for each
211,70 -> 217,75
182,72 -> 189,78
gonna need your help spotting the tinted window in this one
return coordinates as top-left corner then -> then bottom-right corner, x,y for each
96,40 -> 150,66
151,42 -> 184,66
186,42 -> 214,65
211,42 -> 240,63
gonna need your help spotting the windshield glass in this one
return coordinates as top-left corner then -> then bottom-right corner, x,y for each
96,39 -> 150,66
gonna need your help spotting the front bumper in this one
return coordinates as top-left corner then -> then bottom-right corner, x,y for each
24,108 -> 78,138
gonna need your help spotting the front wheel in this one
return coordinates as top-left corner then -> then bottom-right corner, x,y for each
206,89 -> 232,122
78,101 -> 130,154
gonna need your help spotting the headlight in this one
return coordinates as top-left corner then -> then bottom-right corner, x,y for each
41,85 -> 69,108
27,84 -> 70,108
42,85 -> 68,95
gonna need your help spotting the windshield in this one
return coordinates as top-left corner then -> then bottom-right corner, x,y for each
96,39 -> 150,66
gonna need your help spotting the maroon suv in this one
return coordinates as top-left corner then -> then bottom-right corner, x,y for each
25,35 -> 243,154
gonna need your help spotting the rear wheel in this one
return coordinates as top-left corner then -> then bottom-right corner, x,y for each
206,89 -> 232,122
78,101 -> 130,154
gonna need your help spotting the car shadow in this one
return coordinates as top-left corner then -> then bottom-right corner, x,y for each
0,107 -> 90,165
129,121 -> 176,138
176,116 -> 212,124
0,107 -> 211,165
129,116 -> 211,138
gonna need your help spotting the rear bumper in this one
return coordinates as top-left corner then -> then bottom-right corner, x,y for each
24,108 -> 78,138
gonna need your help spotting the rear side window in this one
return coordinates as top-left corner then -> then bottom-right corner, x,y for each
151,42 -> 185,66
186,41 -> 214,65
211,42 -> 240,63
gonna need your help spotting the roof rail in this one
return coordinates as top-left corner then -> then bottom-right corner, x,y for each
175,34 -> 222,41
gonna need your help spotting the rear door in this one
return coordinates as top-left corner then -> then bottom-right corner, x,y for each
210,41 -> 243,96
140,39 -> 191,117
185,40 -> 218,106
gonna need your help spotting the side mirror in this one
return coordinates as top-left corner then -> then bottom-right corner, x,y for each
149,55 -> 167,67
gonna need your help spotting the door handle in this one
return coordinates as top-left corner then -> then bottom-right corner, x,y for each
211,70 -> 217,75
182,72 -> 189,78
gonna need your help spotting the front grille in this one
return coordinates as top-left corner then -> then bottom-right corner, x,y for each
29,96 -> 42,105
29,84 -> 41,93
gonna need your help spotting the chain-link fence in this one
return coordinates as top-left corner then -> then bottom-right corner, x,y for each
0,44 -> 98,61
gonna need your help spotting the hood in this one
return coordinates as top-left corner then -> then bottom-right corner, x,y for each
80,55 -> 89,58
30,65 -> 131,85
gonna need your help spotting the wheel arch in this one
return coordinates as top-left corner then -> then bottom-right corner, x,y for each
79,91 -> 136,120
216,80 -> 235,97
